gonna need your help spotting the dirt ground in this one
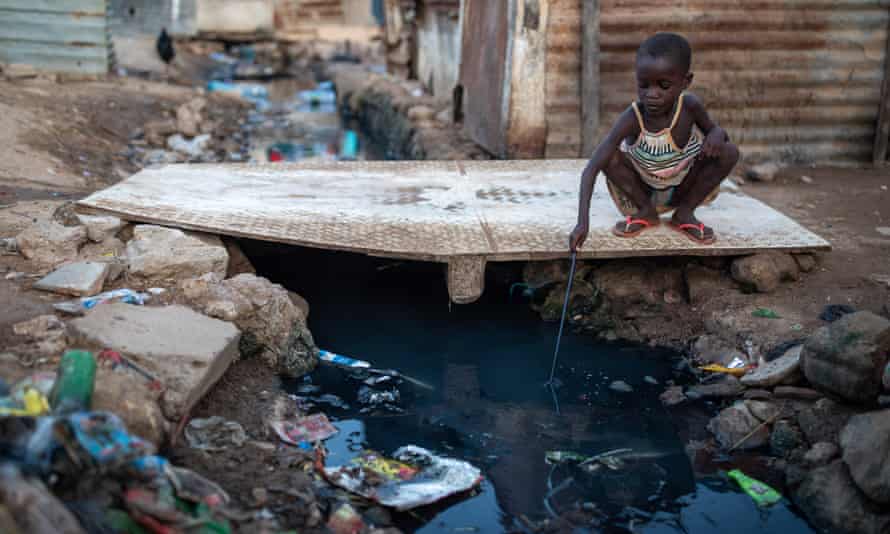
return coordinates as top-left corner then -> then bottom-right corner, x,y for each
0,65 -> 889,532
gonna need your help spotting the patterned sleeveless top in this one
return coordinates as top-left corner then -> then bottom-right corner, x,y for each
620,93 -> 702,189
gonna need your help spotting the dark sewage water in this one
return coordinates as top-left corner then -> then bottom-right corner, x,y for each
243,242 -> 815,534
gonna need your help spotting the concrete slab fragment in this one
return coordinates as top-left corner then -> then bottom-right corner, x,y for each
77,160 -> 831,300
69,304 -> 240,420
33,261 -> 110,297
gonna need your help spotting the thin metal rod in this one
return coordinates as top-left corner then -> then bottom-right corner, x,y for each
546,251 -> 578,388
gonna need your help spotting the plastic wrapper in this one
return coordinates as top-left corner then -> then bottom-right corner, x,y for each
319,446 -> 483,511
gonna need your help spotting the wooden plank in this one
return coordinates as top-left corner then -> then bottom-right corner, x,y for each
581,0 -> 599,157
873,17 -> 890,165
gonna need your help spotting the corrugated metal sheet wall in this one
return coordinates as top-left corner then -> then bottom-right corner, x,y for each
597,0 -> 890,164
0,0 -> 111,75
545,0 -> 583,158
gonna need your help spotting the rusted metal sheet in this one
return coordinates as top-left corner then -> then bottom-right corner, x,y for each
545,0 -> 583,158
459,0 -> 510,156
596,0 -> 890,164
0,0 -> 111,75
460,0 -> 549,158
415,0 -> 460,97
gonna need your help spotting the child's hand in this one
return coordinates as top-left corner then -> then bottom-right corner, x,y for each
569,222 -> 589,251
702,127 -> 727,158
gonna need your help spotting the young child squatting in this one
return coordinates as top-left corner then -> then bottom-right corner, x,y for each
569,33 -> 740,250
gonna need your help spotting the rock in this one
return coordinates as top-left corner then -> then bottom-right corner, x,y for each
126,225 -> 228,284
644,375 -> 658,385
840,410 -> 890,503
176,97 -> 207,138
68,304 -> 240,420
144,118 -> 178,146
684,264 -> 727,305
881,362 -> 890,391
78,238 -> 127,281
880,395 -> 890,407
52,202 -> 81,227
731,252 -> 799,293
770,419 -> 804,457
746,400 -> 781,422
178,273 -> 317,376
687,375 -> 744,399
142,149 -> 184,166
660,386 -> 686,406
793,461 -> 888,534
801,311 -> 890,403
33,262 -> 109,297
92,366 -> 166,444
12,315 -> 67,356
743,389 -> 773,400
746,162 -> 781,182
741,345 -> 802,387
876,227 -> 890,237
804,442 -> 839,466
798,398 -> 856,445
609,380 -> 634,393
222,238 -> 255,277
16,221 -> 88,268
692,335 -> 748,367
533,278 -> 600,323
75,215 -> 125,243
289,291 -> 310,319
707,401 -> 770,450
591,260 -> 684,314
794,253 -> 817,273
773,386 -> 822,400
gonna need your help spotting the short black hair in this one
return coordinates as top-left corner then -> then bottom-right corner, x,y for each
637,33 -> 692,73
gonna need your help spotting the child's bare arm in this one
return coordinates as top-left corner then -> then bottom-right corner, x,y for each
569,109 -> 638,250
686,94 -> 728,158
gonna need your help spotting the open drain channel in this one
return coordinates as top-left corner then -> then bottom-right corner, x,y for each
242,242 -> 816,534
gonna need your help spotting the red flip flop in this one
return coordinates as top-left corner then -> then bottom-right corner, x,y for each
669,221 -> 716,245
612,216 -> 659,238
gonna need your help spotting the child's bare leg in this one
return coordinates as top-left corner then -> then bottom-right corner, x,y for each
669,143 -> 740,241
604,152 -> 659,234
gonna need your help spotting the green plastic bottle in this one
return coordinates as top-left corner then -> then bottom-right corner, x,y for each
50,350 -> 97,414
728,469 -> 783,507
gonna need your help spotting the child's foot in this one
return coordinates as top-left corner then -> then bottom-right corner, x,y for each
669,213 -> 715,245
612,212 -> 660,238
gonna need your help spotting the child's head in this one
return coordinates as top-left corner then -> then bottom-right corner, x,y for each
635,33 -> 693,116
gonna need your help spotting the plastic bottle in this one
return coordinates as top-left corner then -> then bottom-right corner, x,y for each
727,469 -> 782,507
49,350 -> 97,414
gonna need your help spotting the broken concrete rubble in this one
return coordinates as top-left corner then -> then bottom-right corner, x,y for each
68,304 -> 240,420
33,261 -> 110,297
11,315 -> 68,357
16,220 -> 87,268
126,225 -> 229,285
75,214 -> 125,243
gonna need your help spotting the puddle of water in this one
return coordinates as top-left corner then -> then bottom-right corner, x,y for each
243,243 -> 816,534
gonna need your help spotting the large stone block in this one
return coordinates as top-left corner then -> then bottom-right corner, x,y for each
126,225 -> 228,284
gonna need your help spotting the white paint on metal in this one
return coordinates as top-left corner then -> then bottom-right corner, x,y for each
77,159 -> 830,263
